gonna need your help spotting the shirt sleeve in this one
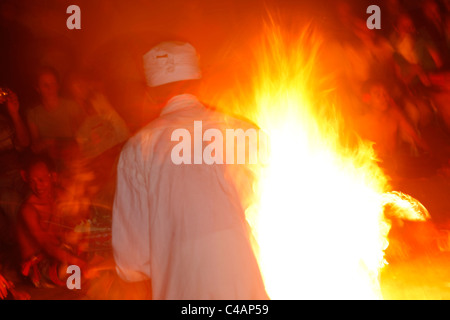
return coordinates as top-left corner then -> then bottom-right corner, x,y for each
112,140 -> 151,282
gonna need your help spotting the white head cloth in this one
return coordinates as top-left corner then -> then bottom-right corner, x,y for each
143,41 -> 202,87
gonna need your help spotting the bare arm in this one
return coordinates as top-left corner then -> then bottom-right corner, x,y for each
5,92 -> 30,149
20,204 -> 86,268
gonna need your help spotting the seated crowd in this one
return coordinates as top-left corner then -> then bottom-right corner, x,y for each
0,66 -> 129,299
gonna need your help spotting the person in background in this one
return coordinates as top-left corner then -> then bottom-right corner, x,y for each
16,154 -> 86,288
390,13 -> 440,129
0,87 -> 31,300
66,72 -> 131,272
0,87 -> 29,225
67,72 -> 130,205
358,80 -> 429,176
68,72 -> 130,162
26,67 -> 84,169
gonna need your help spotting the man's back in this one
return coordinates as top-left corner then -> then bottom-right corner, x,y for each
113,94 -> 268,299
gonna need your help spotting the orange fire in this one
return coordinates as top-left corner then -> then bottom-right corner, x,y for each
206,20 -> 431,299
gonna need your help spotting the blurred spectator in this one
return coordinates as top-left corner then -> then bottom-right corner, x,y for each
67,72 -> 130,243
429,71 -> 450,132
334,2 -> 374,85
329,1 -> 395,119
352,16 -> 395,85
390,13 -> 439,129
358,80 -> 429,175
16,155 -> 86,288
414,1 -> 450,133
0,87 -> 31,300
390,13 -> 433,84
68,72 -> 130,161
26,67 -> 84,168
417,0 -> 449,70
0,88 -> 29,227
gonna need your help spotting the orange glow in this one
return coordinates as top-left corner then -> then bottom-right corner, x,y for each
206,20 -> 432,299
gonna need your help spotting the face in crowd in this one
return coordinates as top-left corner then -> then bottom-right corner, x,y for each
22,161 -> 56,199
369,84 -> 390,112
37,71 -> 60,102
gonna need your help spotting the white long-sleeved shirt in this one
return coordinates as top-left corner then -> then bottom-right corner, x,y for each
112,94 -> 268,299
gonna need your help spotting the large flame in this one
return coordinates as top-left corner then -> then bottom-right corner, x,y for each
206,20 -> 406,299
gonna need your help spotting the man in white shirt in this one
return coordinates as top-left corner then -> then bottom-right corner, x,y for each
112,41 -> 268,299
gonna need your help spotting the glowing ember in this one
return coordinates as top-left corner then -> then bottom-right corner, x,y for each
382,191 -> 430,222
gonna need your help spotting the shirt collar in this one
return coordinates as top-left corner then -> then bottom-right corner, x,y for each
160,94 -> 203,116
